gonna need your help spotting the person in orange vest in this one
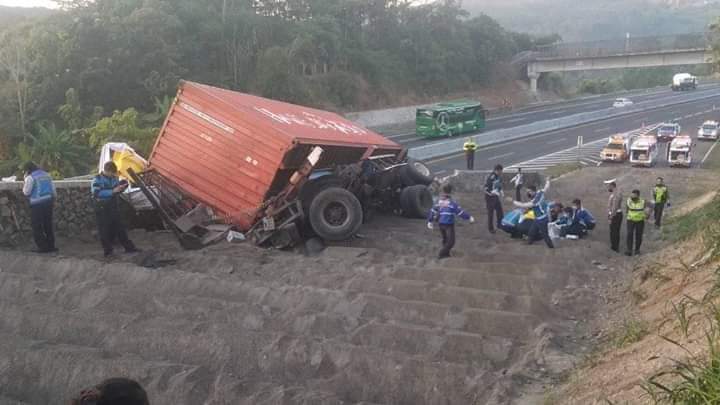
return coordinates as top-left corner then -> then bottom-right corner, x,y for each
463,138 -> 477,170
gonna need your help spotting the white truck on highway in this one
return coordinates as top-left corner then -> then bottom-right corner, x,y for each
671,73 -> 698,91
629,135 -> 659,167
698,120 -> 719,141
667,135 -> 693,167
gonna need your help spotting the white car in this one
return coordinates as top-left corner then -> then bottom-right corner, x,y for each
698,121 -> 719,141
613,98 -> 633,108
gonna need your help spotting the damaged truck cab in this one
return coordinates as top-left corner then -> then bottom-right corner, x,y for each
130,81 -> 433,249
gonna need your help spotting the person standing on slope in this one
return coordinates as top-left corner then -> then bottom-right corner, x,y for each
626,189 -> 648,257
606,179 -> 624,253
22,162 -> 57,253
484,164 -> 504,234
652,177 -> 669,228
510,167 -> 524,202
427,184 -> 475,259
92,162 -> 139,258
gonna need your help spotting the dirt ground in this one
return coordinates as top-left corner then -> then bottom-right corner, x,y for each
0,166 -> 715,405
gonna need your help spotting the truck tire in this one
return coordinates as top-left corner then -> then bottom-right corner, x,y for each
399,159 -> 434,186
400,185 -> 433,218
309,187 -> 363,241
300,175 -> 343,214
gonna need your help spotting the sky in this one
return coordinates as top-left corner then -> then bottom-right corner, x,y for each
0,0 -> 57,8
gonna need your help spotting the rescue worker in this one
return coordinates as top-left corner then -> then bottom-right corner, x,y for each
652,177 -> 669,228
92,161 -> 139,258
626,189 -> 648,256
22,162 -> 57,253
427,184 -> 475,259
606,179 -> 624,253
484,164 -> 504,234
510,167 -> 524,202
463,137 -> 478,170
513,179 -> 554,248
565,198 -> 596,238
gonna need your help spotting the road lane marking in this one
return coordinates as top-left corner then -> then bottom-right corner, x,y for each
489,152 -> 515,160
701,140 -> 720,165
423,96 -> 720,166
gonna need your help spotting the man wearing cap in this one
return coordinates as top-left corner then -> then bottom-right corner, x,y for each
626,189 -> 648,256
652,177 -> 669,228
606,179 -> 623,253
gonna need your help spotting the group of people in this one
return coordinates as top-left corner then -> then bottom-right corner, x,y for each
23,161 -> 138,258
607,176 -> 669,256
426,164 -> 669,259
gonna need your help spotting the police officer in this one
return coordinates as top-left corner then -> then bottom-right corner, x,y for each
626,189 -> 647,256
652,177 -> 669,228
606,179 -> 624,253
92,162 -> 138,257
22,162 -> 57,253
484,164 -> 504,234
463,137 -> 478,170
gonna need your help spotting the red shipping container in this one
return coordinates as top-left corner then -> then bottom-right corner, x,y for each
149,81 -> 402,231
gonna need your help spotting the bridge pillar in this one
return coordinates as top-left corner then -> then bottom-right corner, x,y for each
528,72 -> 540,94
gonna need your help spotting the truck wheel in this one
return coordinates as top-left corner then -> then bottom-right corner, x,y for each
399,159 -> 434,186
309,187 -> 363,241
401,185 -> 433,218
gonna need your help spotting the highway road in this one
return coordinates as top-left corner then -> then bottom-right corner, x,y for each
381,83 -> 720,149
425,94 -> 720,175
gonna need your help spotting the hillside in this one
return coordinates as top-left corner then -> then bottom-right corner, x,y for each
0,5 -> 55,25
465,0 -> 719,41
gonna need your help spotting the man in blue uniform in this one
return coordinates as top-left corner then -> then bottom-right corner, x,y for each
484,164 -> 504,234
22,162 -> 57,253
427,184 -> 475,259
514,179 -> 554,248
92,162 -> 138,257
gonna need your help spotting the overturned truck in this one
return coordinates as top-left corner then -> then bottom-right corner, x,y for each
130,81 -> 434,249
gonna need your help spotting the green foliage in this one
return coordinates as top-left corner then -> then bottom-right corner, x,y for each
86,109 -> 157,157
578,79 -> 620,95
612,318 -> 649,348
0,0 -> 557,177
642,299 -> 720,404
663,196 -> 720,244
0,122 -> 91,178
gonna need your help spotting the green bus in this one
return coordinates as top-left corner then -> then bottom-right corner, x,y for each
416,101 -> 486,138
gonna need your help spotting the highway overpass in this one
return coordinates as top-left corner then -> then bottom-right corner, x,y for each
526,33 -> 714,93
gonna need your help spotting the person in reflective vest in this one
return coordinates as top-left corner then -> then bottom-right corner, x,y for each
22,162 -> 57,253
625,189 -> 647,256
427,184 -> 475,259
463,138 -> 478,170
652,177 -> 669,228
92,161 -> 138,258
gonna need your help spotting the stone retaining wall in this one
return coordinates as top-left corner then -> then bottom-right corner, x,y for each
0,181 -> 95,246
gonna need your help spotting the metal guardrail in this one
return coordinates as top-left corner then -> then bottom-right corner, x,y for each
408,90 -> 720,161
533,32 -> 709,59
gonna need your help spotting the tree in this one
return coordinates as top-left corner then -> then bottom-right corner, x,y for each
85,108 -> 157,156
0,28 -> 31,138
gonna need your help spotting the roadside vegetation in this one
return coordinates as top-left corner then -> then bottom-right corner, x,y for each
0,0 -> 560,178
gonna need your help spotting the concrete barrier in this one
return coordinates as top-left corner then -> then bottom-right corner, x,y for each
408,89 -> 720,161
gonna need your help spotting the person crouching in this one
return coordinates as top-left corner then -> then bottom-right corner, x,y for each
92,162 -> 139,258
427,184 -> 475,259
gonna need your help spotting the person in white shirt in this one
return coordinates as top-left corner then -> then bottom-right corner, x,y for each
510,168 -> 524,202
